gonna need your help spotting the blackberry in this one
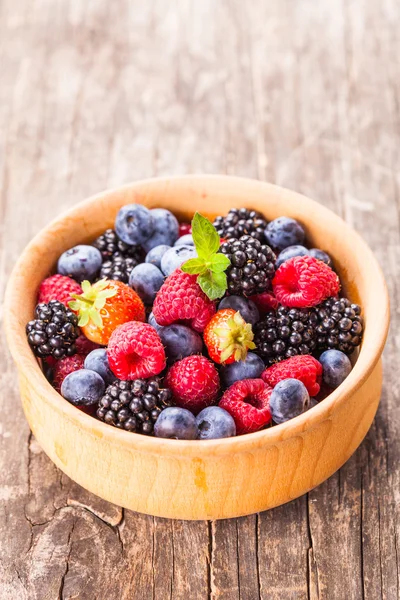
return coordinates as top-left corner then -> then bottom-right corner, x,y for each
93,228 -> 143,283
96,378 -> 173,435
213,208 -> 268,242
315,297 -> 363,354
254,306 -> 318,365
220,235 -> 276,296
26,300 -> 79,359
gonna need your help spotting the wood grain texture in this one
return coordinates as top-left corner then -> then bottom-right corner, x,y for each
0,0 -> 398,599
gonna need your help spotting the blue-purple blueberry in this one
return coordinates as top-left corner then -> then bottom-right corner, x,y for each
319,349 -> 352,389
57,245 -> 102,282
142,208 -> 179,252
275,245 -> 309,268
218,295 -> 260,326
154,407 -> 198,440
128,263 -> 164,304
174,234 -> 194,247
265,217 -> 305,251
145,244 -> 171,269
160,245 -> 197,276
269,378 -> 310,424
148,311 -> 164,332
220,352 -> 265,388
115,204 -> 154,245
61,369 -> 105,406
309,248 -> 333,267
84,349 -> 116,385
158,324 -> 203,363
196,406 -> 236,440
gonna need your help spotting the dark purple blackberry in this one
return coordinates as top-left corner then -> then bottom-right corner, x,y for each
315,297 -> 363,354
96,378 -> 173,435
26,300 -> 79,359
214,208 -> 268,242
254,306 -> 318,365
93,228 -> 143,282
220,235 -> 276,296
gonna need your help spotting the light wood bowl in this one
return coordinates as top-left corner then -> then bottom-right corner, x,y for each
4,176 -> 389,520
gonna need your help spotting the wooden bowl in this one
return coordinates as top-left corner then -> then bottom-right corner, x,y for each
4,176 -> 390,520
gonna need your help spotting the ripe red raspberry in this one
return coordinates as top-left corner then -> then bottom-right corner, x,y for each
75,335 -> 101,356
272,256 -> 340,307
107,322 -> 166,380
153,269 -> 216,332
219,379 -> 272,435
179,223 -> 192,236
249,291 -> 279,315
165,355 -> 220,414
262,355 -> 322,397
38,274 -> 82,307
53,354 -> 85,392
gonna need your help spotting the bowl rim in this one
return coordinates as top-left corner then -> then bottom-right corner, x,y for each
4,175 -> 390,457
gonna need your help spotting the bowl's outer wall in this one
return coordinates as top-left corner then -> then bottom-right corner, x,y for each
5,176 -> 389,519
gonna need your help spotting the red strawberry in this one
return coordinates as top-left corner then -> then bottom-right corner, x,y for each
249,291 -> 279,315
165,355 -> 220,414
152,269 -> 216,332
75,335 -> 101,355
38,274 -> 82,307
53,354 -> 85,392
204,309 -> 255,365
272,256 -> 340,308
262,355 -> 322,397
107,322 -> 166,380
69,279 -> 145,345
219,379 -> 272,435
179,223 -> 192,236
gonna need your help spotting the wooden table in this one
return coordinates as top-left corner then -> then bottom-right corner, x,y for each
0,1 -> 399,598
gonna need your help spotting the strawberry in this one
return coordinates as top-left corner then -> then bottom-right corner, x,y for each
107,321 -> 166,380
38,274 -> 82,307
69,279 -> 145,345
165,355 -> 220,414
204,309 -> 256,365
219,379 -> 272,434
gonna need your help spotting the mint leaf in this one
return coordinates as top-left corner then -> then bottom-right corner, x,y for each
209,253 -> 231,273
198,271 -> 228,301
191,212 -> 220,259
181,257 -> 208,275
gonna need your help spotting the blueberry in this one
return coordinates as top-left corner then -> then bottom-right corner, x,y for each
145,244 -> 171,269
142,209 -> 179,252
319,349 -> 352,389
218,296 -> 260,326
128,263 -> 164,304
154,407 -> 198,440
309,248 -> 333,267
265,217 -> 305,251
275,245 -> 309,268
220,352 -> 265,388
61,369 -> 105,406
174,234 -> 194,247
269,378 -> 310,423
57,245 -> 102,283
84,349 -> 116,385
160,245 -> 197,276
115,204 -> 154,245
196,406 -> 236,440
158,324 -> 203,363
148,311 -> 164,332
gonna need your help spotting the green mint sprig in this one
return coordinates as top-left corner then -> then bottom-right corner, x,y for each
181,212 -> 230,300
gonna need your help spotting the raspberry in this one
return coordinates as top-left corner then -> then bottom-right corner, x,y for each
75,335 -> 101,356
107,322 -> 166,380
38,274 -> 82,307
53,354 -> 85,392
165,355 -> 220,414
261,355 -> 322,396
219,379 -> 272,435
152,269 -> 216,332
272,256 -> 340,307
249,291 -> 279,315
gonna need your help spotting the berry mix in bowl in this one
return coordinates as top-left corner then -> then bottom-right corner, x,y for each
5,177 -> 389,519
26,202 -> 364,440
